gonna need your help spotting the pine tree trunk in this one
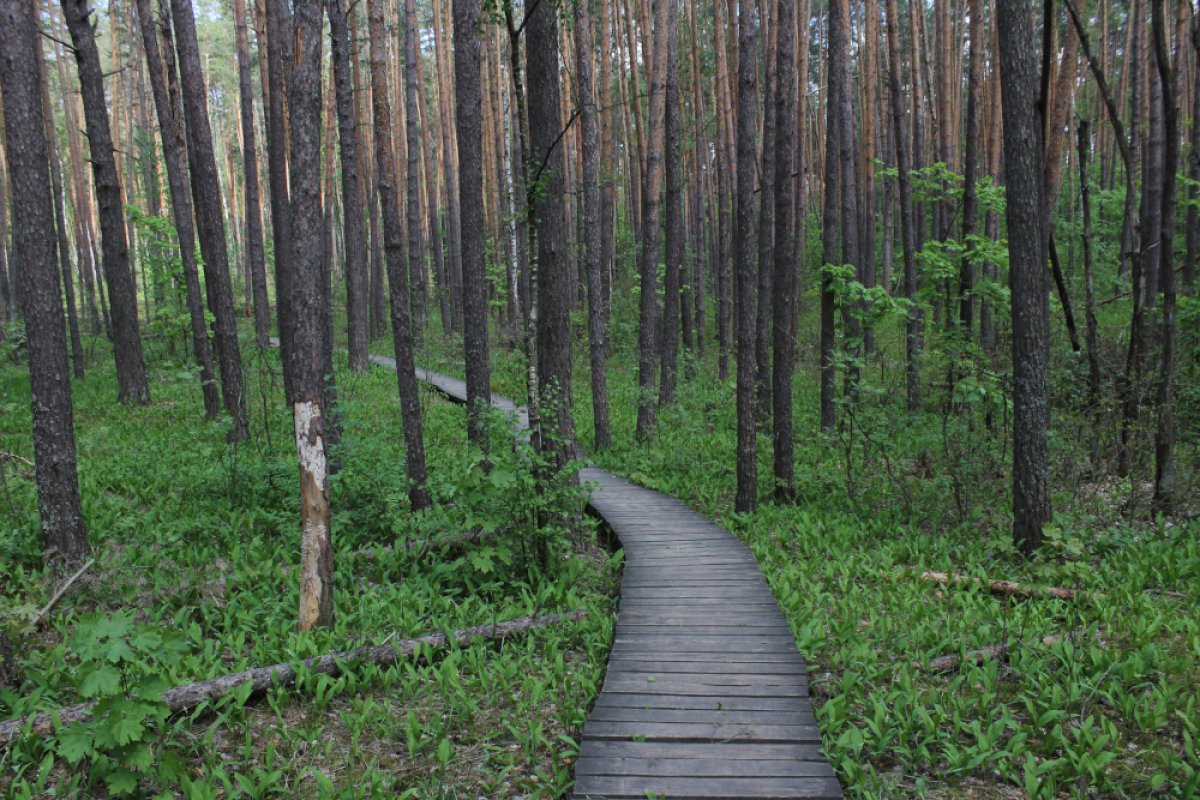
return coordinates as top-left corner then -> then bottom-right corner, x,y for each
660,0 -> 682,409
1186,13 -> 1199,296
821,0 -> 851,430
634,0 -> 670,442
1151,0 -> 1179,508
62,0 -> 151,405
0,1 -> 90,570
287,0 -> 334,630
960,0 -> 983,338
735,0 -> 759,513
37,43 -> 85,381
755,8 -> 778,424
575,0 -> 612,450
528,0 -> 575,476
328,0 -> 370,373
996,0 -> 1051,555
453,0 -> 491,447
772,0 -> 798,501
434,0 -> 463,333
234,0 -> 271,351
263,0 -> 296,404
170,0 -> 250,440
368,0 -> 430,510
1077,119 -> 1103,460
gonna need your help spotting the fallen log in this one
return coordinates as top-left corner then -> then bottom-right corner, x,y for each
0,610 -> 587,744
917,570 -> 1079,601
915,633 -> 1068,672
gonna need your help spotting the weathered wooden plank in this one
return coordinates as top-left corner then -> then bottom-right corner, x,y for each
604,659 -> 807,675
601,671 -> 808,689
587,707 -> 817,726
581,719 -> 824,743
577,740 -> 828,760
604,649 -> 804,664
597,681 -> 810,698
575,755 -> 832,778
593,693 -> 812,712
573,774 -> 844,799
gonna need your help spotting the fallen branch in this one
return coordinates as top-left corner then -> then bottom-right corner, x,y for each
0,452 -> 35,481
34,559 -> 96,626
0,610 -> 587,744
915,633 -> 1067,672
917,570 -> 1079,601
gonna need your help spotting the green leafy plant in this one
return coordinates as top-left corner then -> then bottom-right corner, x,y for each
54,612 -> 187,796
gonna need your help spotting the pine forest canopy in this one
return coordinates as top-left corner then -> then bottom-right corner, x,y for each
0,0 -> 1198,796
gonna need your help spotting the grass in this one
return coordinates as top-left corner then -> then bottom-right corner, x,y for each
0,334 -> 616,798
572,292 -> 1200,799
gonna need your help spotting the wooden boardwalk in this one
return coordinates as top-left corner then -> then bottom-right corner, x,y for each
393,357 -> 842,799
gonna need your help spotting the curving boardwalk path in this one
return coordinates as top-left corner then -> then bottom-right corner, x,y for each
378,354 -> 842,799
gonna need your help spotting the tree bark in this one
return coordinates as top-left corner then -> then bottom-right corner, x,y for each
170,0 -> 250,441
996,0 -> 1051,555
1076,119 -> 1102,457
0,1 -> 90,570
528,0 -> 575,475
37,39 -> 85,381
284,0 -> 335,629
772,0 -> 798,501
453,0 -> 492,448
368,0 -> 431,510
755,5 -> 778,424
734,0 -> 758,513
433,0 -> 463,333
660,0 -> 682,409
960,0 -> 984,338
328,0 -> 370,373
234,0 -> 271,351
820,0 -> 851,430
576,0 -> 612,450
263,0 -> 296,404
1151,0 -> 1179,509
634,0 -> 670,442
886,0 -> 920,412
62,0 -> 151,405
1186,13 -> 1199,296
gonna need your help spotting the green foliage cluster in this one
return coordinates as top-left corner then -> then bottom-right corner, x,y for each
580,323 -> 1198,797
0,337 -> 615,797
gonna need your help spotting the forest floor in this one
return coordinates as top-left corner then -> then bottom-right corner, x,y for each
566,324 -> 1199,799
0,336 -> 618,798
427,302 -> 1200,799
1,313 -> 1198,799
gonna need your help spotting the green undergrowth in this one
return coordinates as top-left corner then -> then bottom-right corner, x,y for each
0,335 -> 616,798
578,319 -> 1199,799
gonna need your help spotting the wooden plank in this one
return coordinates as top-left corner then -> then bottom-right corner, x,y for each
609,662 -> 806,676
577,739 -> 828,761
601,671 -> 808,688
581,720 -> 824,743
573,774 -> 844,799
604,649 -> 804,664
575,755 -> 832,778
593,694 -> 813,713
587,707 -> 817,726
597,681 -> 810,698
